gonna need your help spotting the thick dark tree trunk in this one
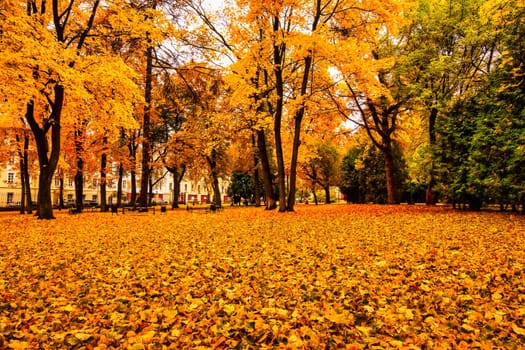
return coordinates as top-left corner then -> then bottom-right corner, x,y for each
324,184 -> 331,204
25,85 -> 64,219
23,134 -> 32,214
251,131 -> 261,207
272,25 -> 287,212
139,45 -> 153,207
127,132 -> 137,207
16,132 -> 29,214
100,152 -> 108,212
37,170 -> 55,219
58,174 -> 64,210
287,110 -> 302,211
172,172 -> 180,208
130,169 -> 137,207
167,164 -> 185,209
206,150 -> 222,207
426,107 -> 438,205
285,2 -> 320,211
256,129 -> 276,210
253,168 -> 261,206
117,163 -> 124,208
74,128 -> 84,212
19,156 -> 26,214
74,166 -> 84,211
22,0 -> 98,219
287,53 -> 313,212
383,146 -> 397,204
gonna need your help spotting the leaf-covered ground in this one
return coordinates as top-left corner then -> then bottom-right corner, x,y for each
1,205 -> 524,349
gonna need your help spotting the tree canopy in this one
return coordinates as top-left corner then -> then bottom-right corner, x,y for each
1,0 -> 525,215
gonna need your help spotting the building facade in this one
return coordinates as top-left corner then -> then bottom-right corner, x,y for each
0,165 -> 231,208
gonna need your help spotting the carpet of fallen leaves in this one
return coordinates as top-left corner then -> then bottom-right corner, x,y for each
1,205 -> 525,349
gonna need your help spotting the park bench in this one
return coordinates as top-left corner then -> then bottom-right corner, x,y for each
186,204 -> 223,213
68,203 -> 97,214
68,205 -> 81,214
110,205 -> 158,214
136,206 -> 156,214
84,204 -> 98,212
111,206 -> 125,215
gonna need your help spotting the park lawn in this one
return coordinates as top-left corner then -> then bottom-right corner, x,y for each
0,205 -> 524,349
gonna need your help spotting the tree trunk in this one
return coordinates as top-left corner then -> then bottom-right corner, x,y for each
206,150 -> 222,207
23,134 -> 32,214
253,168 -> 261,206
130,168 -> 137,207
100,152 -> 108,212
167,164 -> 186,209
286,111 -> 301,211
37,169 -> 55,219
211,175 -> 221,207
324,184 -> 331,204
139,45 -> 153,207
256,129 -> 276,210
117,163 -> 124,208
272,21 -> 287,212
426,107 -> 438,205
16,132 -> 29,214
149,179 -> 154,205
19,154 -> 26,214
127,132 -> 137,207
251,131 -> 261,207
286,51 -> 313,211
312,182 -> 318,205
58,174 -> 64,210
172,172 -> 179,208
25,85 -> 64,219
383,146 -> 397,204
74,128 -> 84,212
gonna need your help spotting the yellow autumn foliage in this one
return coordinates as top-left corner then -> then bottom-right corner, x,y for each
0,205 -> 524,348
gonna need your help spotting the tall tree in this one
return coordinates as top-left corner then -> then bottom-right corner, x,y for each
301,143 -> 340,204
434,0 -> 525,211
325,4 -> 412,204
405,0 -> 496,204
0,0 -> 150,218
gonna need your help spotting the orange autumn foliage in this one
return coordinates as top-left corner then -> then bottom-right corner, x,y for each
0,205 -> 524,348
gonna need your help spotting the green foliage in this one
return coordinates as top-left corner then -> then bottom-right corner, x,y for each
228,170 -> 257,201
339,143 -> 408,204
433,0 -> 525,211
302,143 -> 341,202
434,100 -> 481,209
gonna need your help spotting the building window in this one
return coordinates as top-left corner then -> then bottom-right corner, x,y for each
68,178 -> 73,187
55,177 -> 61,186
184,184 -> 188,192
93,179 -> 98,187
169,182 -> 173,191
7,173 -> 14,184
7,192 -> 14,204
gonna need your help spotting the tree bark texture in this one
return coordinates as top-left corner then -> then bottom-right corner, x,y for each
139,45 -> 154,207
256,129 -> 276,210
